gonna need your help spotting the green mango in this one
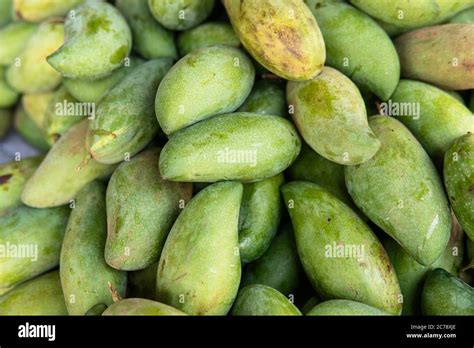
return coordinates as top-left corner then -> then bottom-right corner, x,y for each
155,46 -> 254,135
128,262 -> 158,300
85,303 -> 108,316
6,21 -> 64,93
103,298 -> 186,315
0,22 -> 36,65
388,80 -> 474,163
13,106 -> 50,151
238,79 -> 287,117
0,156 -> 43,213
231,284 -> 301,316
241,224 -> 302,296
0,271 -> 68,315
239,174 -> 284,263
305,0 -> 399,101
87,58 -> 172,164
148,0 -> 215,31
22,91 -> 56,129
0,286 -> 13,296
281,181 -> 402,314
177,21 -> 240,56
422,268 -> 474,315
449,6 -> 474,24
156,182 -> 242,315
0,66 -> 19,108
0,0 -> 12,27
116,0 -> 176,59
307,299 -> 391,316
345,116 -> 451,266
444,133 -> 474,239
159,113 -> 301,182
21,120 -> 116,208
47,1 -> 132,79
13,0 -> 85,22
301,296 -> 321,314
0,109 -> 12,139
223,0 -> 325,81
0,205 -> 69,288
105,148 -> 193,270
287,67 -> 380,165
60,181 -> 127,315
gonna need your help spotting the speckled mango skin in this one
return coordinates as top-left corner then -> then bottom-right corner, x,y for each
159,113 -> 301,183
156,182 -> 242,315
0,205 -> 69,289
47,1 -> 132,79
116,0 -> 176,59
444,133 -> 474,240
0,271 -> 68,315
13,106 -> 50,151
0,109 -> 12,140
128,262 -> 158,300
6,21 -> 63,93
22,91 -> 55,130
239,174 -> 283,264
0,156 -> 43,213
60,181 -> 127,315
0,67 -> 18,108
241,224 -> 302,296
389,80 -> 474,163
306,299 -> 391,316
287,67 -> 380,165
177,22 -> 240,57
87,58 -> 172,164
282,181 -> 402,315
0,0 -> 12,27
0,22 -> 36,65
449,6 -> 474,24
148,0 -> 215,31
21,120 -> 116,208
13,0 -> 85,23
231,284 -> 301,316
305,0 -> 399,101
105,148 -> 193,271
238,79 -> 287,117
396,24 -> 474,91
345,116 -> 451,266
223,0 -> 325,81
156,46 -> 254,135
422,268 -> 474,315
103,298 -> 186,315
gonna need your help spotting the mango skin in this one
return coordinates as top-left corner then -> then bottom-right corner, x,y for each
449,6 -> 474,24
155,46 -> 255,135
223,0 -> 325,81
0,109 -> 12,139
395,24 -> 474,91
241,224 -> 302,296
282,181 -> 402,315
389,80 -> 474,163
13,0 -> 85,23
287,67 -> 380,165
231,284 -> 301,316
60,181 -> 127,315
103,298 -> 186,315
47,1 -> 132,79
156,182 -> 242,315
105,148 -> 193,270
422,268 -> 474,315
238,79 -> 287,117
345,116 -> 451,266
13,106 -> 50,151
116,0 -> 177,59
0,0 -> 12,27
21,120 -> 116,208
6,21 -> 64,93
444,133 -> 474,240
0,67 -> 18,108
22,91 -> 55,130
177,22 -> 240,56
0,271 -> 68,315
305,0 -> 399,101
85,303 -> 107,316
307,299 -> 391,316
0,205 -> 69,289
128,262 -> 158,300
148,0 -> 215,31
0,156 -> 42,213
0,22 -> 37,65
159,113 -> 301,183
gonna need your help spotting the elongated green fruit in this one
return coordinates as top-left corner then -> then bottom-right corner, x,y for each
0,66 -> 18,108
13,106 -> 50,151
21,120 -> 116,208
238,79 -> 287,117
155,46 -> 254,135
22,91 -> 55,130
287,67 -> 380,165
60,181 -> 127,315
47,1 -> 132,79
159,113 -> 301,182
449,6 -> 474,24
105,148 -> 192,270
231,284 -> 301,316
307,299 -> 391,316
0,271 -> 68,315
85,303 -> 107,316
0,0 -> 12,27
103,298 -> 186,315
282,181 -> 402,314
0,205 -> 69,288
345,116 -> 451,266
223,0 -> 325,81
87,58 -> 172,164
13,0 -> 85,22
156,182 -> 242,315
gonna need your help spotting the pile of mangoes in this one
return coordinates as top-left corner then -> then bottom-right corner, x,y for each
0,0 -> 473,316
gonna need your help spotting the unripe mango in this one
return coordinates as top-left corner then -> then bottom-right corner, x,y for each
0,0 -> 12,27
103,298 -> 186,315
238,79 -> 287,117
13,0 -> 85,22
22,91 -> 55,130
306,299 -> 391,316
0,67 -> 18,108
449,7 -> 474,24
13,106 -> 50,151
0,22 -> 36,65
